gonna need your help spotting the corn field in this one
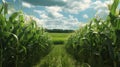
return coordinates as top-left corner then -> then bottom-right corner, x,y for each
0,1 -> 52,67
66,0 -> 120,67
0,0 -> 120,67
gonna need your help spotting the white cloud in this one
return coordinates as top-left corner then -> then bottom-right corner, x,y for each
91,0 -> 112,10
32,5 -> 88,30
91,0 -> 113,10
95,9 -> 109,18
62,0 -> 67,2
83,0 -> 91,3
34,10 -> 43,14
40,15 -> 85,30
40,14 -> 48,18
42,18 -> 80,30
32,10 -> 85,30
33,10 -> 49,18
83,14 -> 89,19
22,2 -> 34,8
13,0 -> 16,2
26,0 -> 114,30
46,6 -> 62,12
91,0 -> 113,18
34,6 -> 63,18
63,0 -> 91,14
45,6 -> 63,18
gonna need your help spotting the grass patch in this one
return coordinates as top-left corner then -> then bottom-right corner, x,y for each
36,45 -> 76,67
48,33 -> 72,45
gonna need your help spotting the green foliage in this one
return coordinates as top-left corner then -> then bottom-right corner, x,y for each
0,1 -> 52,67
109,0 -> 119,16
66,0 -> 120,67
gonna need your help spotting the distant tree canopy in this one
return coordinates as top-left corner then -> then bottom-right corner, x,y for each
45,29 -> 75,33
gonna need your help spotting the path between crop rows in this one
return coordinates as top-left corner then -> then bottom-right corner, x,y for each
35,45 -> 77,67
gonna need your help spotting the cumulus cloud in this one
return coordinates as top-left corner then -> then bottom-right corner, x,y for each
91,0 -> 113,18
95,9 -> 110,18
92,1 -> 107,10
22,0 -> 91,14
22,2 -> 34,8
21,0 -> 114,29
34,10 -> 43,14
32,9 -> 85,30
42,16 -> 81,30
33,6 -> 63,18
62,0 -> 92,14
23,0 -> 91,29
83,14 -> 89,19
45,6 -> 63,18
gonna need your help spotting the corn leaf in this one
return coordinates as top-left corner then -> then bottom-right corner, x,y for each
9,12 -> 20,22
110,0 -> 119,16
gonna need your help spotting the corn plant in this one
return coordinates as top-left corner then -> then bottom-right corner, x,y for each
107,0 -> 120,66
66,0 -> 120,67
0,1 -> 52,67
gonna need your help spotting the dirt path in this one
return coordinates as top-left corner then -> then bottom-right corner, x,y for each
35,45 -> 76,67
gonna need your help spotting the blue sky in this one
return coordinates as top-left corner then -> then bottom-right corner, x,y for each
1,0 -> 119,30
